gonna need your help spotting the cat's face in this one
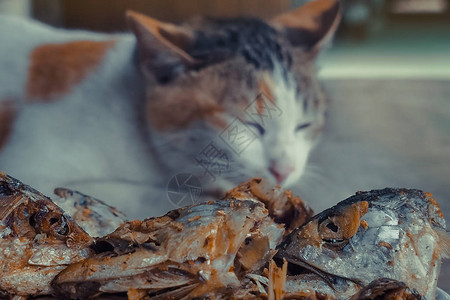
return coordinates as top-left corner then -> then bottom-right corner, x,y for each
128,0 -> 340,190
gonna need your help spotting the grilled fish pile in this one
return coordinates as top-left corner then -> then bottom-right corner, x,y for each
0,173 -> 449,299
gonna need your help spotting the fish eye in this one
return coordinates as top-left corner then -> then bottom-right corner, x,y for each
319,219 -> 345,244
326,222 -> 339,233
28,212 -> 69,236
319,219 -> 341,235
295,122 -> 312,132
245,122 -> 265,136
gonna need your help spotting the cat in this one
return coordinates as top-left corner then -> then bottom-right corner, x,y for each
0,0 -> 341,219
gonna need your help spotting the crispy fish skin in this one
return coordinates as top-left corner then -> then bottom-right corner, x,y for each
0,174 -> 93,297
52,198 -> 285,299
53,188 -> 127,237
276,188 -> 448,299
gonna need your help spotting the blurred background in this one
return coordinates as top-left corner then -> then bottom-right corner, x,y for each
1,0 -> 450,292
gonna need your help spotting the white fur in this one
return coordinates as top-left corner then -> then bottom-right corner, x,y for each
226,63 -> 314,188
0,16 -> 165,218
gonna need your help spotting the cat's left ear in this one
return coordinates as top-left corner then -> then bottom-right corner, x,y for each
271,0 -> 342,52
127,11 -> 197,84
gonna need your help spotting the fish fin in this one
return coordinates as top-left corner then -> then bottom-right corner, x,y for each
437,229 -> 450,259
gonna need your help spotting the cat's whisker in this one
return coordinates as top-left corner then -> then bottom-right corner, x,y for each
301,165 -> 329,187
62,178 -> 155,188
304,163 -> 325,176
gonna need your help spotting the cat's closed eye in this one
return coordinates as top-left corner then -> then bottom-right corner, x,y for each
246,122 -> 265,136
295,123 -> 312,132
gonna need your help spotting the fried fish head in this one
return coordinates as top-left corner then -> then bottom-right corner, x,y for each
276,188 -> 449,299
0,174 -> 93,297
53,187 -> 127,237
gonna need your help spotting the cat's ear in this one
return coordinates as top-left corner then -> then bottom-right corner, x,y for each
271,0 -> 341,52
127,11 -> 197,84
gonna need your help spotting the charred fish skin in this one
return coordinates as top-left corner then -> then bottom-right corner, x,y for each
351,278 -> 424,300
276,188 -> 448,299
52,198 -> 285,299
0,174 -> 93,297
283,277 -> 424,300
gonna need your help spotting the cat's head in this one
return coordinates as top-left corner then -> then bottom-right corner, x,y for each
128,0 -> 341,191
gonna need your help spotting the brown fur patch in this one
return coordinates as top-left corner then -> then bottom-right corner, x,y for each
147,88 -> 226,131
145,70 -> 243,131
256,97 -> 265,115
0,100 -> 16,151
26,40 -> 115,102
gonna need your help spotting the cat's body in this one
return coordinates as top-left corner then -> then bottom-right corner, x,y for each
0,0 -> 341,218
0,18 -> 161,216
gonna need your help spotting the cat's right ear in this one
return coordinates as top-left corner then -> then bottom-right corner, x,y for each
127,11 -> 196,84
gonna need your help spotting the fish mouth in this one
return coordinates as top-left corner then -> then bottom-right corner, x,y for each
277,252 -> 363,290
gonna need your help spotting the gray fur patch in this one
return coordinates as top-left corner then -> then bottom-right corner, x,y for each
188,18 -> 293,76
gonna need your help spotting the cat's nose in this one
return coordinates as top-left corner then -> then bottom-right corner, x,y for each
269,162 -> 294,184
